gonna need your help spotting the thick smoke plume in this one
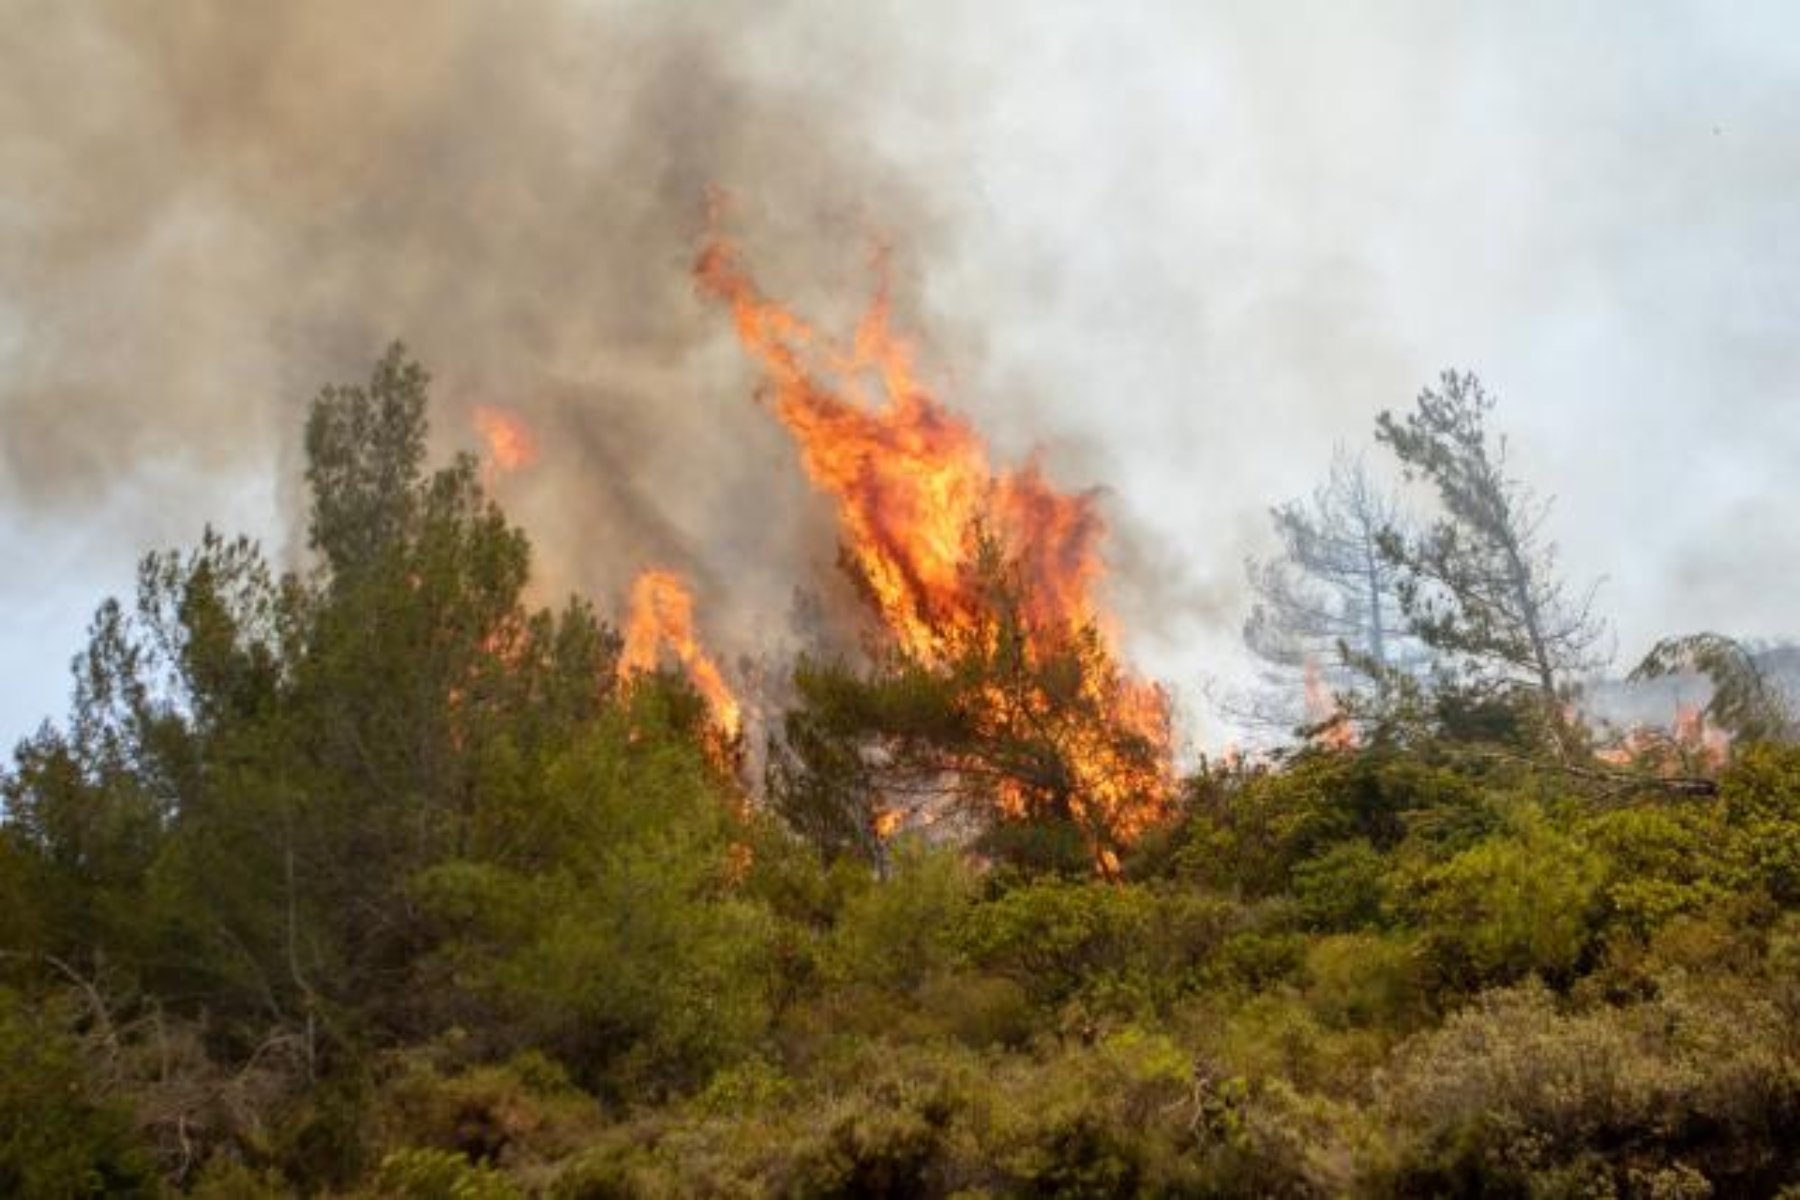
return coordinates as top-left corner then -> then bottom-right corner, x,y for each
0,0 -> 963,651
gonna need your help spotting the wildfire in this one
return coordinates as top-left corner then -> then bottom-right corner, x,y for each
697,237 -> 1103,658
619,568 -> 742,739
1304,658 -> 1358,751
471,405 -> 540,480
1595,701 -> 1731,771
872,808 -> 905,840
696,222 -> 1172,852
1673,701 -> 1732,766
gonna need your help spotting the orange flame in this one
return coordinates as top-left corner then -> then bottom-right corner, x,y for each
697,223 -> 1171,851
1673,701 -> 1731,767
1304,658 -> 1358,751
697,238 -> 1102,658
1596,700 -> 1731,771
619,568 -> 742,739
472,405 -> 540,479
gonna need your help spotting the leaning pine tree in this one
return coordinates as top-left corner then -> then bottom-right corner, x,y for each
1375,370 -> 1607,752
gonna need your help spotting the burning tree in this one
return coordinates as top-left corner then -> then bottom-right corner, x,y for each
618,568 -> 742,741
698,222 -> 1173,873
1631,632 -> 1795,746
769,536 -> 1170,874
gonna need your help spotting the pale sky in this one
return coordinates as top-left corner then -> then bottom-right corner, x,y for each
4,1 -> 1798,751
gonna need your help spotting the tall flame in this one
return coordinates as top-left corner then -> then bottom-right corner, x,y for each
472,405 -> 540,479
696,223 -> 1172,849
697,237 -> 1103,658
620,567 -> 742,739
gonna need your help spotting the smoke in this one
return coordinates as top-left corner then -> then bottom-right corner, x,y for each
0,0 -> 961,654
7,2 -> 1799,750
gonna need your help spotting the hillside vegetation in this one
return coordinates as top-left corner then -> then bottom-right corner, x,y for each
4,351 -> 1798,1198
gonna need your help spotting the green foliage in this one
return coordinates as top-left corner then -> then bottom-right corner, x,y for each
1402,804 -> 1607,988
304,343 -> 431,577
1302,933 -> 1426,1031
412,700 -> 776,1092
1291,838 -> 1388,930
1717,744 -> 1800,904
0,988 -> 155,1198
1176,748 -> 1479,897
954,877 -> 1232,1013
1377,979 -> 1800,1194
822,838 -> 971,991
1376,370 -> 1606,746
374,1147 -> 524,1199
372,1051 -> 602,1189
186,1158 -> 290,1198
1580,804 -> 1730,938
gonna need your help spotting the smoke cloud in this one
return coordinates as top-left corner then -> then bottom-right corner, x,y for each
0,0 -> 965,659
5,2 -> 1799,749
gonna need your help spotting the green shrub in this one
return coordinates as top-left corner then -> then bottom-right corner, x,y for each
186,1157 -> 290,1198
1302,932 -> 1426,1031
272,1070 -> 374,1191
953,878 -> 1157,1006
0,989 -> 155,1198
911,972 -> 1035,1049
412,714 -> 779,1093
823,838 -> 971,991
374,1147 -> 523,1199
1376,980 -> 1800,1194
1207,924 -> 1309,993
1718,744 -> 1800,904
1404,806 -> 1606,988
375,1051 -> 603,1180
1292,838 -> 1389,931
1177,750 -> 1480,897
1214,991 -> 1388,1095
1581,805 -> 1729,938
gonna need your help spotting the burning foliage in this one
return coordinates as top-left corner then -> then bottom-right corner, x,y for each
619,568 -> 742,740
470,405 -> 540,481
462,404 -> 744,745
1303,657 -> 1359,752
698,222 -> 1173,868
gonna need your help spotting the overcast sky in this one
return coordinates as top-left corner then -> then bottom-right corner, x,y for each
3,1 -> 1798,751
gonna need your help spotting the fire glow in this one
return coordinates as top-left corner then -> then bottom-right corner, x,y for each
1304,658 -> 1358,751
619,568 -> 743,740
472,405 -> 540,479
697,223 -> 1174,850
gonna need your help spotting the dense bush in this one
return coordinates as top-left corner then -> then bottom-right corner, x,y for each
0,989 -> 155,1197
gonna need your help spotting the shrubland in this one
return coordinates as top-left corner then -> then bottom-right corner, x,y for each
4,351 -> 1797,1197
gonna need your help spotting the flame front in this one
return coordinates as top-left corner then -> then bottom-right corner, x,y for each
620,568 -> 742,739
472,405 -> 540,478
697,225 -> 1172,850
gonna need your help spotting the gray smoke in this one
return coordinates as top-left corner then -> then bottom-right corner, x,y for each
0,0 -> 957,655
6,2 -> 1799,751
